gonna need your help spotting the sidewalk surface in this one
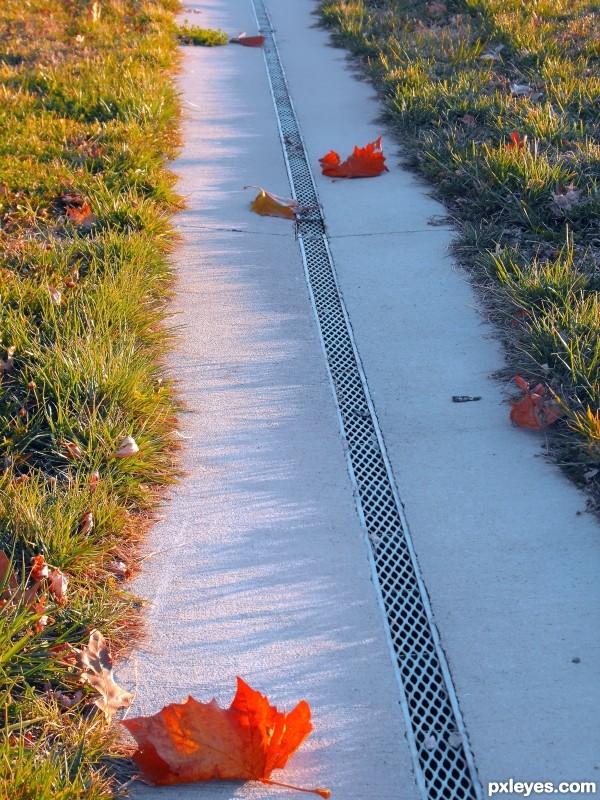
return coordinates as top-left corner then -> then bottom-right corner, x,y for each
119,1 -> 600,797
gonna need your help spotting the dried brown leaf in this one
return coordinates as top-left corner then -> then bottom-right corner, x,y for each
76,630 -> 133,720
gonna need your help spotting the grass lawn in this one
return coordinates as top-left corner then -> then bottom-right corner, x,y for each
0,0 -> 182,795
319,0 -> 600,497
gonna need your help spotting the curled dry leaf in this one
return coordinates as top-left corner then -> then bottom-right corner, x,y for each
459,114 -> 477,128
89,470 -> 100,492
510,83 -> 543,100
49,568 -> 69,606
480,43 -> 504,61
0,551 -> 18,601
114,435 -> 139,458
319,136 -> 388,178
61,440 -> 83,460
47,688 -> 83,709
551,184 -> 582,215
229,32 -> 265,47
76,629 -> 133,720
48,286 -> 62,305
30,555 -> 49,581
107,559 -> 131,579
510,375 -> 566,430
510,83 -> 531,96
122,677 -> 329,797
33,595 -> 53,634
1,345 -> 15,374
80,510 -> 94,535
245,186 -> 309,220
1,550 -> 43,610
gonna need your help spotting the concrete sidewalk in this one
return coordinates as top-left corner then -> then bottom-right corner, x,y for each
119,0 -> 600,797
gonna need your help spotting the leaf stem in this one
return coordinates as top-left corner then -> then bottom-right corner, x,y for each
260,778 -> 331,798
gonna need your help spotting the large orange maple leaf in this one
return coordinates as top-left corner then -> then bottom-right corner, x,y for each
319,136 -> 388,178
122,678 -> 330,797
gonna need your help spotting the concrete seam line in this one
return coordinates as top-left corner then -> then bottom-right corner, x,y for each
251,1 -> 484,798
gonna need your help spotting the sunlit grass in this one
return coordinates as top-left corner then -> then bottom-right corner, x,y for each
0,0 -> 181,794
320,0 -> 600,485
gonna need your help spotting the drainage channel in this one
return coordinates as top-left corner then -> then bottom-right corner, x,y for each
251,2 -> 483,799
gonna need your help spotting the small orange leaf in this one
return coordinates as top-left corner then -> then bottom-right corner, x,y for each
510,376 -> 565,429
33,594 -> 52,634
245,186 -> 308,220
506,131 -> 526,150
30,555 -> 49,581
66,202 -> 98,230
230,33 -> 265,47
319,137 -> 388,178
89,470 -> 100,491
122,677 -> 329,797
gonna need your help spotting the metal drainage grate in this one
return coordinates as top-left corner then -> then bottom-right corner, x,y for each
251,2 -> 483,799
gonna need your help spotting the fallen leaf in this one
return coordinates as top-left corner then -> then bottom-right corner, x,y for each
506,131 -> 526,150
33,595 -> 52,634
61,440 -> 83,460
48,286 -> 62,305
447,729 -> 463,749
0,551 -> 18,600
229,33 -> 265,47
66,202 -> 98,230
122,677 -> 329,797
89,470 -> 100,491
459,114 -> 477,128
80,510 -> 94,535
480,43 -> 504,61
107,559 -> 131,579
551,184 -> 582,215
319,137 -> 388,178
76,629 -> 133,720
510,375 -> 566,429
245,186 -> 308,220
1,345 -> 15,374
49,568 -> 69,606
46,688 -> 83,708
30,555 -> 49,581
426,2 -> 447,18
114,435 -> 139,458
1,551 -> 42,610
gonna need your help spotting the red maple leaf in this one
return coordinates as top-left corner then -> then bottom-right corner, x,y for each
122,678 -> 329,797
319,136 -> 388,178
510,375 -> 565,429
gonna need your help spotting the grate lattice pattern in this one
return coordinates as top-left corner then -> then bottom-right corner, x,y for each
252,2 -> 482,798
